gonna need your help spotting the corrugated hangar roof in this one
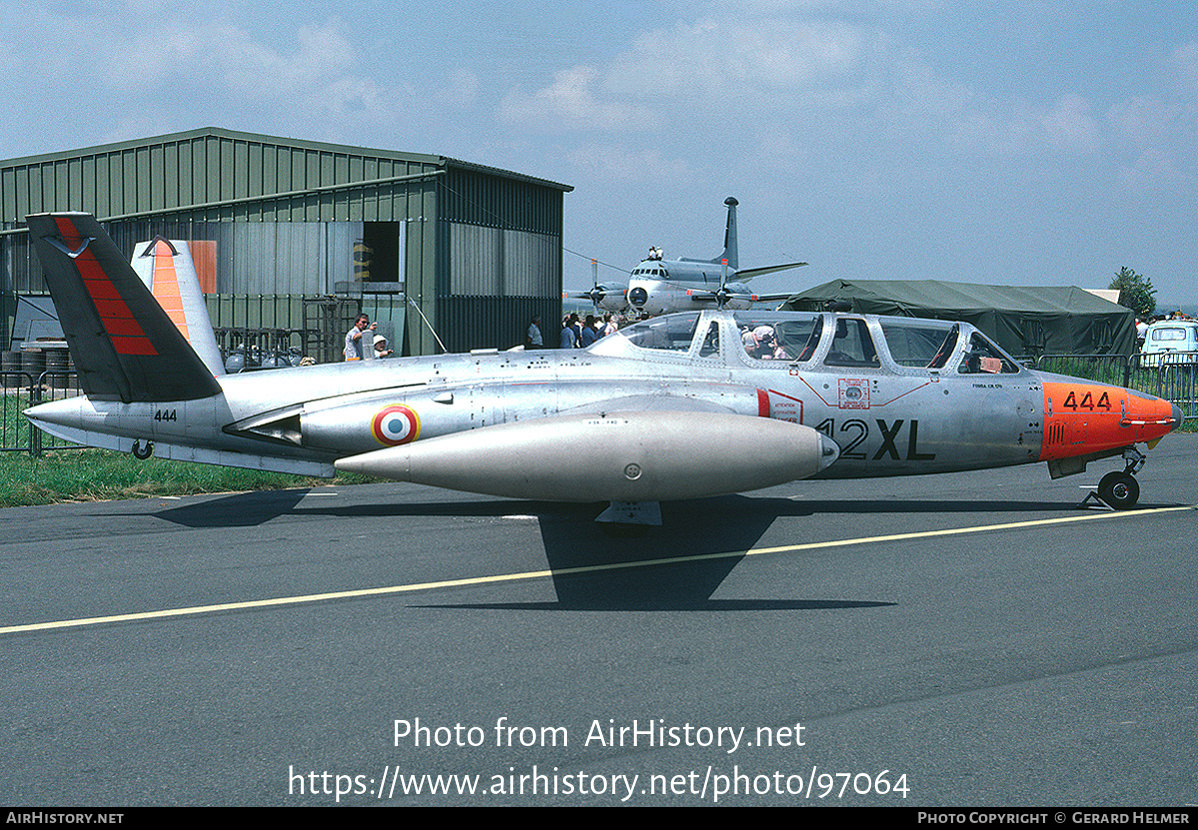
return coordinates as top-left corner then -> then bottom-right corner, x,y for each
0,127 -> 571,225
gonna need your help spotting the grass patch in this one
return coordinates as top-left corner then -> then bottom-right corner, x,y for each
0,448 -> 373,508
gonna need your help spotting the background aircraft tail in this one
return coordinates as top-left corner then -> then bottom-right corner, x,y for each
129,236 -> 225,377
680,196 -> 740,269
26,213 -> 223,403
718,196 -> 739,269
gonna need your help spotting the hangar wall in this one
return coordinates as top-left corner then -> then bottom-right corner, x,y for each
0,128 -> 571,358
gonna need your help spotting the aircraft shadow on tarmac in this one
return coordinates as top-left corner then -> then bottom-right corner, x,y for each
152,487 -> 312,527
149,490 -> 957,611
433,498 -> 899,612
151,487 -> 1096,530
151,488 -> 1170,612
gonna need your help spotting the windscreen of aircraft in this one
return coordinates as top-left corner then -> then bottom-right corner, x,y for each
598,311 -> 1024,379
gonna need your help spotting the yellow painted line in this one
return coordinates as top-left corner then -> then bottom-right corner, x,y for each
2,503 -> 1194,636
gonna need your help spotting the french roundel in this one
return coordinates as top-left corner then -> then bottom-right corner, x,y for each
371,404 -> 421,446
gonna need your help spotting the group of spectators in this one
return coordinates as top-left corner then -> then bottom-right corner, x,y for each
525,313 -> 619,350
344,310 -> 625,362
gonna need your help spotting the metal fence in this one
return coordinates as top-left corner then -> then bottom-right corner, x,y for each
1026,351 -> 1198,421
3,350 -> 1196,456
1140,356 -> 1198,421
1,370 -> 87,455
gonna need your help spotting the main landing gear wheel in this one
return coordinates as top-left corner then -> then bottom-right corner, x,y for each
1097,471 -> 1139,510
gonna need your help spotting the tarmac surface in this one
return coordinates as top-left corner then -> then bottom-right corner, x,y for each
2,435 -> 1196,806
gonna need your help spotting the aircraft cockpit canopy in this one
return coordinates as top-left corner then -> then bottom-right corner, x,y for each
878,318 -> 962,369
610,312 -> 701,352
594,311 -> 1024,375
631,262 -> 669,279
734,314 -> 822,361
875,317 -> 1021,374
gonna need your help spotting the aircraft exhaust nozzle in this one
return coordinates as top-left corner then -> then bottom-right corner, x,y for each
335,410 -> 838,502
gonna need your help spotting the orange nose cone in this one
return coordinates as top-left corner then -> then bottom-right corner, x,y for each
1040,382 -> 1179,461
1123,391 -> 1183,443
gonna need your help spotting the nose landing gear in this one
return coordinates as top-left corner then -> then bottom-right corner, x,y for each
1096,447 -> 1146,510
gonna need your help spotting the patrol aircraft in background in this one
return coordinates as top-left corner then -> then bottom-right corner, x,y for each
625,196 -> 808,316
564,259 -> 628,315
564,196 -> 808,319
24,213 -> 1182,525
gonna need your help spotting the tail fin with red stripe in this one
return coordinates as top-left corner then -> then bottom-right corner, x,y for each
25,212 -> 222,403
129,236 -> 225,378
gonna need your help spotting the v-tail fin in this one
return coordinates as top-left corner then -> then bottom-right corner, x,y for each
129,236 -> 225,377
26,212 -> 223,403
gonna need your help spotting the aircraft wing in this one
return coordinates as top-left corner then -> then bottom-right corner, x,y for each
560,394 -> 739,415
25,213 -> 222,403
684,288 -> 798,305
750,291 -> 801,304
734,261 -> 808,281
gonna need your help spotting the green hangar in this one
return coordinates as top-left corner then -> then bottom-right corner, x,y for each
1,128 -> 572,361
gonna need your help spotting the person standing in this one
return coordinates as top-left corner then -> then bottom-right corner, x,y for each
344,313 -> 376,361
581,314 -> 600,347
559,315 -> 577,349
526,315 -> 543,349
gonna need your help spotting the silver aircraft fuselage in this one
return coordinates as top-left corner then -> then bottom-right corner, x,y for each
28,309 -> 1181,505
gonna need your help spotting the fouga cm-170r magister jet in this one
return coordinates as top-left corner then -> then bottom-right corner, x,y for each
24,213 -> 1181,525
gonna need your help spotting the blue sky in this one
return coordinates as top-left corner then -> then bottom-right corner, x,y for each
4,0 -> 1197,309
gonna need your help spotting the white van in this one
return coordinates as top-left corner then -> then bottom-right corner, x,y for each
1141,320 -> 1198,366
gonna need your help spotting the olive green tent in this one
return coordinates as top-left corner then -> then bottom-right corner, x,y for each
780,279 -> 1135,356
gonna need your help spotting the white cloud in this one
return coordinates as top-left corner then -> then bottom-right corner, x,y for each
499,65 -> 660,132
105,20 -> 388,114
1118,147 -> 1188,190
6,10 -> 414,151
445,69 -> 480,107
1040,94 -> 1100,152
603,17 -> 869,105
563,143 -> 696,184
498,12 -> 1111,168
1108,96 -> 1172,147
1170,41 -> 1198,94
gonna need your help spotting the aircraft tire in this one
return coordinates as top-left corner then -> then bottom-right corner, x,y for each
131,440 -> 154,460
1098,471 -> 1139,510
